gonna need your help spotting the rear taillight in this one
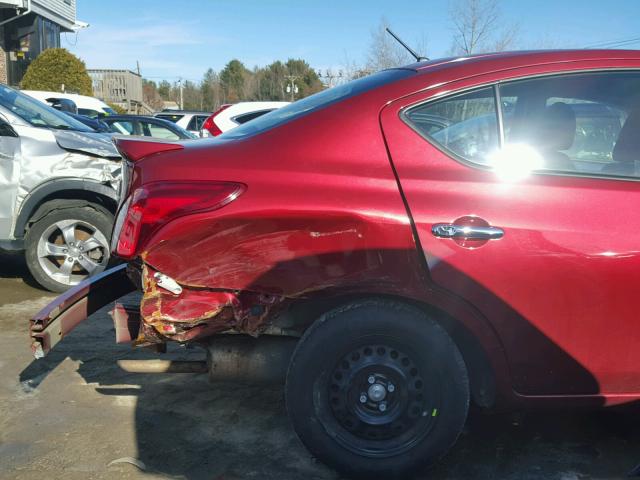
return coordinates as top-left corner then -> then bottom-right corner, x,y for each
113,181 -> 245,259
202,104 -> 232,136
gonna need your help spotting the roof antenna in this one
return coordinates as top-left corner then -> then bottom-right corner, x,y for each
385,27 -> 429,62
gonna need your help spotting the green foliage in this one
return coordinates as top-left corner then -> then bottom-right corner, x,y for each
157,80 -> 172,100
144,57 -> 327,113
220,59 -> 249,103
21,48 -> 93,95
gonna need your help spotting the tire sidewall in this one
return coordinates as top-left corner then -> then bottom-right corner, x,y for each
24,204 -> 114,292
285,300 -> 469,478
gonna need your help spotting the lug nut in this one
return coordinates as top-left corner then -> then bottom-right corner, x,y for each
378,402 -> 387,412
63,249 -> 68,253
359,394 -> 367,403
69,242 -> 74,246
388,384 -> 395,393
368,375 -> 375,384
78,255 -> 83,260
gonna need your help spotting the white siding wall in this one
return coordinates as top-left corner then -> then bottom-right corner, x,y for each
32,0 -> 75,29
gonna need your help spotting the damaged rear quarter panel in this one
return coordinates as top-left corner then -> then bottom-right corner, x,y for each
132,91 -> 430,341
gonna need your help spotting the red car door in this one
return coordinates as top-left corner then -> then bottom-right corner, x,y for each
381,69 -> 640,399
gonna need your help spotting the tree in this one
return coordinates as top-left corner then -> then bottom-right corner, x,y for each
365,18 -> 425,72
21,48 -> 93,95
157,80 -> 172,101
200,68 -> 221,111
220,59 -> 249,103
142,79 -> 164,111
448,0 -> 517,55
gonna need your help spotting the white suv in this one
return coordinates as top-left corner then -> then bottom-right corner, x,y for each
200,101 -> 290,137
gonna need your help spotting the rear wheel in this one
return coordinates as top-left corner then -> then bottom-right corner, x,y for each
25,204 -> 113,292
285,299 -> 469,478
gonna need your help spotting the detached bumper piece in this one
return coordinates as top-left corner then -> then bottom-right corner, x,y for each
30,263 -> 136,358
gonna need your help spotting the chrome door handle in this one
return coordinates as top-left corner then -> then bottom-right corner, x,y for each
431,223 -> 504,240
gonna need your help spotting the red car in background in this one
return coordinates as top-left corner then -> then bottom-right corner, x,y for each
30,49 -> 640,478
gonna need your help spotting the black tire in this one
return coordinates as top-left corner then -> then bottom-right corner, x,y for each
285,299 -> 469,479
25,203 -> 114,292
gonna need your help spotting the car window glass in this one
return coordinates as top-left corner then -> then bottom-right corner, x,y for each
144,121 -> 180,140
187,115 -> 207,131
500,72 -> 637,177
108,121 -> 134,135
78,108 -> 100,119
156,114 -> 184,123
234,109 -> 272,124
0,86 -> 93,132
404,87 -> 499,166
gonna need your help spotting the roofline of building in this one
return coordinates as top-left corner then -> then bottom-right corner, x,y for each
87,69 -> 141,78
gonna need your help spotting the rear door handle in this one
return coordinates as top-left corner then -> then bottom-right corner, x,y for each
431,223 -> 504,240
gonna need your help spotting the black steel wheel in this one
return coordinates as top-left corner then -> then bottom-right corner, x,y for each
286,300 -> 469,479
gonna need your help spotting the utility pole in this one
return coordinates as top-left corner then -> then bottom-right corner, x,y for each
178,78 -> 184,110
136,60 -> 140,76
285,75 -> 299,101
317,69 -> 344,88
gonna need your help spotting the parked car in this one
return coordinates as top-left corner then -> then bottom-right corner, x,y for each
0,84 -> 121,292
66,112 -> 111,133
153,110 -> 211,136
22,90 -> 117,118
31,50 -> 640,478
101,115 -> 197,140
200,101 -> 290,137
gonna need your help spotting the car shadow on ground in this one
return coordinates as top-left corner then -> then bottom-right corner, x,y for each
0,251 -> 51,292
15,306 -> 640,479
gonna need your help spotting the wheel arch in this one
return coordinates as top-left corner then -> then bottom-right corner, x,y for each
14,179 -> 118,238
280,291 -> 510,409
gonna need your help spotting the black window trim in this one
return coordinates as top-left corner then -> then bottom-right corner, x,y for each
399,68 -> 640,183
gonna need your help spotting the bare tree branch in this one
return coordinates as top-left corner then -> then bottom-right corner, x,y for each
449,0 -> 518,55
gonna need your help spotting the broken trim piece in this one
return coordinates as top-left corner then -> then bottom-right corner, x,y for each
30,263 -> 136,358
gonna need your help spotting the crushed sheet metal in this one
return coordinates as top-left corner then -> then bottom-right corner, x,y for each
2,125 -> 121,241
138,264 -> 286,343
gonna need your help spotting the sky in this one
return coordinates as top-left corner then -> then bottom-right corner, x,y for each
66,0 -> 640,83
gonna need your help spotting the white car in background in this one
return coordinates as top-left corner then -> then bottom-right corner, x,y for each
200,101 -> 290,137
21,90 -> 116,118
153,110 -> 211,137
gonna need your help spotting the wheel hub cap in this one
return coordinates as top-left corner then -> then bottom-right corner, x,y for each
367,383 -> 387,402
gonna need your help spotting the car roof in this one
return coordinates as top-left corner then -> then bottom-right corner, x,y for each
156,110 -> 210,115
405,49 -> 640,75
103,115 -> 177,125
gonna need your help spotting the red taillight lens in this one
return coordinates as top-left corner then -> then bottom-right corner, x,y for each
113,181 -> 245,259
203,104 -> 231,136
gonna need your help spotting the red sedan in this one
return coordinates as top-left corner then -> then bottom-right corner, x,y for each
30,49 -> 640,477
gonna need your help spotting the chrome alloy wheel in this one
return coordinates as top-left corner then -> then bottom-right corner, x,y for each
36,219 -> 110,286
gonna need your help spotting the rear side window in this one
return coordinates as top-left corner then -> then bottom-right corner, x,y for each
78,108 -> 100,119
186,115 -> 207,131
403,71 -> 640,180
500,72 -> 635,176
108,120 -> 134,135
233,109 -> 272,124
404,87 -> 499,166
156,114 -> 184,123
143,121 -> 180,140
221,68 -> 414,140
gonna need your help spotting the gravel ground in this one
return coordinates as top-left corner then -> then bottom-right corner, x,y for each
1,252 -> 639,480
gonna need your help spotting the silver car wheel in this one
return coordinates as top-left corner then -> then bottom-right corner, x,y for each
36,218 -> 110,286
